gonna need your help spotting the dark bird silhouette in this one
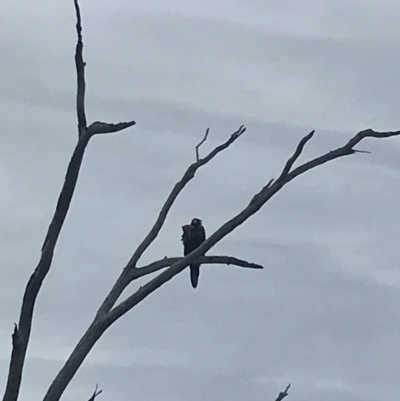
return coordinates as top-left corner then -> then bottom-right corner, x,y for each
181,218 -> 206,288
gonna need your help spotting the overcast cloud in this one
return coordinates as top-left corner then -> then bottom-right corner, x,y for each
1,0 -> 400,400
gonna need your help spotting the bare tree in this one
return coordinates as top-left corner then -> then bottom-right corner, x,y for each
2,1 -> 400,401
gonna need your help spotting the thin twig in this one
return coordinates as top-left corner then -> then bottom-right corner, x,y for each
196,127 -> 210,161
274,383 -> 291,401
87,384 -> 102,401
278,130 -> 315,180
352,148 -> 372,154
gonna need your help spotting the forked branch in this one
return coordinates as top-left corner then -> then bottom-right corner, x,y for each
87,384 -> 102,401
278,130 -> 314,180
196,127 -> 210,161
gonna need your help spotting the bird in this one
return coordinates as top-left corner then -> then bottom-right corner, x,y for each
181,218 -> 206,288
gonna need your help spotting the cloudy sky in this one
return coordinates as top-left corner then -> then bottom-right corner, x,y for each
1,0 -> 400,400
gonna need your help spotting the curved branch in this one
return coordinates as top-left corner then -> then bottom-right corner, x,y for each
132,255 -> 264,280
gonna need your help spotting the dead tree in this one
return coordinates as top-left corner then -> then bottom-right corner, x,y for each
2,1 -> 400,401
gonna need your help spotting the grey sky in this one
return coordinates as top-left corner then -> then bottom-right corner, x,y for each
1,0 -> 400,400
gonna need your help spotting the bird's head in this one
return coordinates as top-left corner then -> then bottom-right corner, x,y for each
191,218 -> 202,226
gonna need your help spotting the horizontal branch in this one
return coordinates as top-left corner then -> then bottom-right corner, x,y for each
132,255 -> 264,280
87,120 -> 136,136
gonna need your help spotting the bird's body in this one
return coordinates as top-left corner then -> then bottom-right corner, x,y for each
181,218 -> 206,288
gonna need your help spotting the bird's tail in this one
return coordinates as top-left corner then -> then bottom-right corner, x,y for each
190,264 -> 200,289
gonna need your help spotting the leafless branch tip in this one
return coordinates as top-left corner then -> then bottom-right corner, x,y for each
196,128 -> 210,161
11,324 -> 19,344
233,124 -> 246,138
87,120 -> 136,136
352,148 -> 372,154
74,0 -> 83,43
87,384 -> 102,401
278,130 -> 315,180
274,383 -> 291,401
74,0 -> 87,137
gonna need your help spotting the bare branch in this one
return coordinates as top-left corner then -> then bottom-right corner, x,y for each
274,383 -> 291,401
73,1 -> 136,140
40,128 -> 400,401
95,125 -> 247,319
87,384 -> 102,401
348,128 -> 400,144
87,120 -> 136,136
2,134 -> 92,401
131,255 -> 264,280
195,127 -> 210,161
278,130 -> 315,180
284,128 -> 400,184
74,0 -> 87,137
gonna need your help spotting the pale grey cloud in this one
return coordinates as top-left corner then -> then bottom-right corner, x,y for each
1,1 -> 400,401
